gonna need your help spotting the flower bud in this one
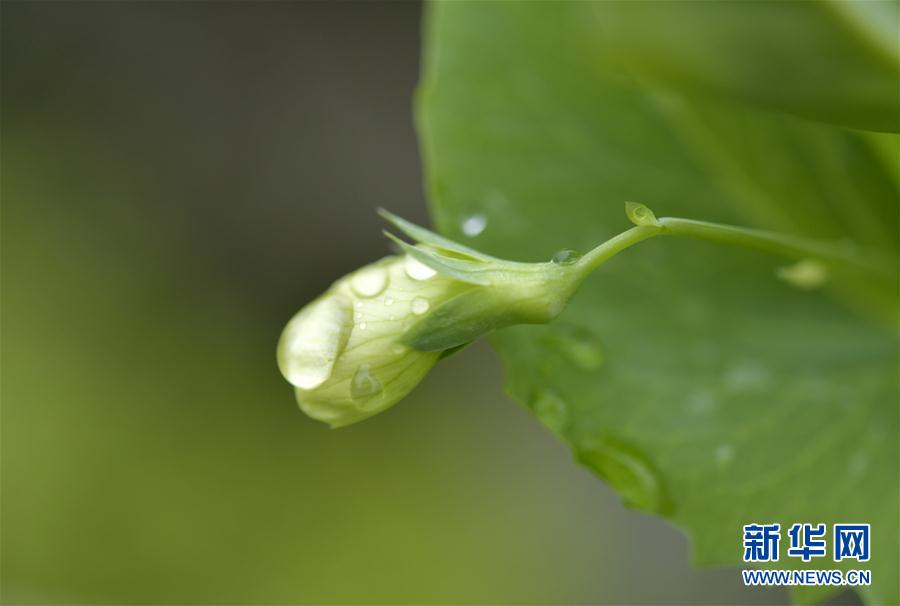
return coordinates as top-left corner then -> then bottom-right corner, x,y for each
277,210 -> 580,427
277,254 -> 470,427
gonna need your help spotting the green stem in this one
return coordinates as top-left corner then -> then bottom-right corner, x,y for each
657,217 -> 872,270
575,225 -> 662,276
575,212 -> 890,281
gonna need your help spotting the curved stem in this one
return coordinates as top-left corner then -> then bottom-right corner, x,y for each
574,213 -> 892,282
657,217 -> 878,272
574,225 -> 662,277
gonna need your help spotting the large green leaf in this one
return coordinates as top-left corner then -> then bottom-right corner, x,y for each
418,2 -> 899,604
582,1 -> 900,133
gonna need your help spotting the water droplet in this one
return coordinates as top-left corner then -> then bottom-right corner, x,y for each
548,324 -> 604,371
350,265 -> 389,298
354,311 -> 364,321
847,451 -> 867,476
723,361 -> 771,393
388,314 -> 396,321
355,301 -> 364,309
551,249 -> 582,266
531,390 -> 570,434
405,256 -> 437,280
411,297 -> 430,315
461,213 -> 487,237
350,364 -> 383,401
358,321 -> 367,330
391,343 -> 407,355
714,444 -> 734,466
383,295 -> 394,306
686,389 -> 716,415
577,437 -> 671,514
624,201 -> 660,227
277,295 -> 352,390
776,259 -> 828,290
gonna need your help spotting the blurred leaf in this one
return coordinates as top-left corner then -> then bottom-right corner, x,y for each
419,2 -> 899,604
0,127 -> 615,604
583,1 -> 900,133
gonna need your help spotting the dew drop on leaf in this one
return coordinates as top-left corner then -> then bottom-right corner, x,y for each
350,265 -> 389,298
714,444 -> 735,466
722,360 -> 771,393
405,255 -> 437,280
531,390 -> 570,434
411,297 -> 430,315
550,249 -> 582,266
685,389 -> 717,415
576,437 -> 671,514
847,451 -> 868,476
775,258 -> 828,290
383,295 -> 395,306
549,324 -> 605,371
277,294 -> 352,390
461,212 -> 487,237
350,364 -> 383,401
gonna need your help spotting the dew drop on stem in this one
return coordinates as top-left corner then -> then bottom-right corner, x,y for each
551,249 -> 582,266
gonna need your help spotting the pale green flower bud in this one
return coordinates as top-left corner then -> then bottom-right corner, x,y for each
276,210 -> 581,427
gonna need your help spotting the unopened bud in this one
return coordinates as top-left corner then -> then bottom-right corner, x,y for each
277,210 -> 579,427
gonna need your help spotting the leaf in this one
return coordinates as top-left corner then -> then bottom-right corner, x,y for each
580,0 -> 900,133
418,2 -> 899,604
379,207 -> 496,262
382,230 -> 493,285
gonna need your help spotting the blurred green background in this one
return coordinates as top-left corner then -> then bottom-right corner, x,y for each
0,2 -> 854,604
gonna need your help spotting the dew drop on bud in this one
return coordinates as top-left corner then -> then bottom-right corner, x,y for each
411,297 -> 430,315
350,364 -> 383,401
625,201 -> 660,227
551,249 -> 582,266
350,266 -> 389,298
405,256 -> 437,281
461,213 -> 487,237
277,295 -> 352,390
